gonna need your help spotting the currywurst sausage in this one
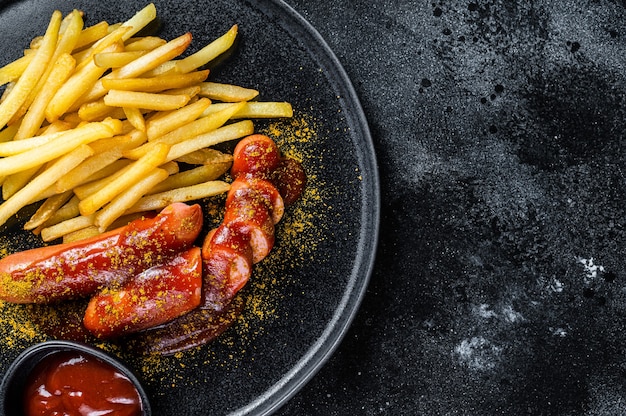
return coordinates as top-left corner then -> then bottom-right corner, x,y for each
0,202 -> 202,304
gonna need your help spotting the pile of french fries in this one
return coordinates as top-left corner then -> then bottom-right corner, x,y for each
0,3 -> 293,243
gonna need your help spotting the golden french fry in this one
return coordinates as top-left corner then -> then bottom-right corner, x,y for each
145,97 -> 211,140
0,120 -> 119,176
0,144 -> 94,227
147,163 -> 231,195
175,25 -> 238,74
0,123 -> 19,143
46,42 -> 123,122
41,213 -> 96,242
78,142 -> 169,216
55,130 -> 146,192
0,11 -> 61,129
14,53 -> 76,140
2,166 -> 42,200
62,225 -> 100,243
165,119 -> 253,162
174,148 -> 232,165
36,195 -> 81,231
0,54 -> 35,87
102,69 -> 209,94
124,36 -> 167,51
0,129 -> 68,156
24,190 -> 74,230
202,101 -> 293,119
117,32 -> 193,79
126,180 -> 230,214
150,101 -> 245,145
72,21 -> 109,51
198,82 -> 258,102
93,51 -> 147,68
77,99 -> 115,121
94,167 -> 168,232
123,107 -> 145,131
104,90 -> 190,111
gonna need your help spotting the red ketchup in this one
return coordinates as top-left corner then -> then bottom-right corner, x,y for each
23,351 -> 142,416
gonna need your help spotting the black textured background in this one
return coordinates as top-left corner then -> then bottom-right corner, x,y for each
279,1 -> 626,415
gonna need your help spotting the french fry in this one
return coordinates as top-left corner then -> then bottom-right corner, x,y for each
24,190 -> 74,230
125,180 -> 230,214
149,101 -> 245,145
175,24 -> 238,74
55,130 -> 146,192
147,163 -> 231,195
94,167 -> 168,232
145,97 -> 211,140
73,21 -> 109,51
165,119 -> 253,162
0,123 -> 19,143
198,82 -> 258,102
14,53 -> 76,140
41,213 -> 96,242
102,70 -> 209,93
174,148 -> 232,165
0,54 -> 35,87
0,129 -> 68,156
0,119 -> 120,176
2,166 -> 43,200
62,226 -> 101,244
0,144 -> 94,226
46,42 -> 123,122
0,11 -> 61,129
123,107 -> 146,131
202,101 -> 293,119
78,142 -> 169,216
104,90 -> 190,111
93,51 -> 148,68
124,36 -> 167,52
77,99 -> 115,121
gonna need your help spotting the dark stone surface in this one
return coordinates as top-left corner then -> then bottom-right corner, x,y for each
278,1 -> 626,415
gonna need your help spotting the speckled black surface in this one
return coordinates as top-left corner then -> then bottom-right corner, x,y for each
2,0 -> 626,414
276,1 -> 626,415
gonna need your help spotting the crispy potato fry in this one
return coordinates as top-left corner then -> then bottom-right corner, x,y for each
202,101 -> 293,118
41,213 -> 96,242
2,166 -> 43,200
199,82 -> 258,102
0,11 -> 61,128
123,107 -> 145,131
145,97 -> 211,140
24,190 -> 73,230
104,90 -> 190,111
0,144 -> 93,226
46,42 -> 123,122
165,119 -> 253,162
126,180 -> 230,214
0,120 -> 119,176
149,101 -> 245,145
62,225 -> 101,243
147,163 -> 231,195
174,148 -> 232,165
56,130 -> 146,192
175,25 -> 238,74
93,51 -> 148,68
124,36 -> 167,51
102,70 -> 209,93
0,54 -> 35,87
78,142 -> 169,216
73,21 -> 109,51
15,53 -> 76,139
0,123 -> 19,143
94,167 -> 168,231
